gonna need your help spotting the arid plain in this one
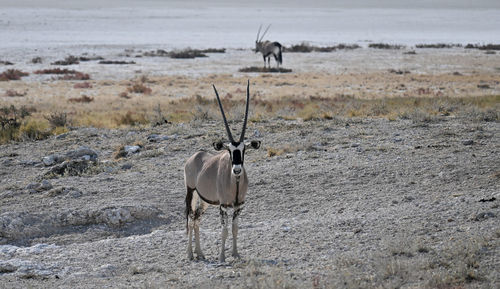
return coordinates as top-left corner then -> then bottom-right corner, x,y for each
1,46 -> 499,288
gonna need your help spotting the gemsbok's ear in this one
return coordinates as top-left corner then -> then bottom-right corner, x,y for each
213,141 -> 224,151
246,140 -> 261,150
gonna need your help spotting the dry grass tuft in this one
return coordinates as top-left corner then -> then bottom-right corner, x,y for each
73,82 -> 93,89
115,111 -> 148,127
127,83 -> 152,95
58,72 -> 90,80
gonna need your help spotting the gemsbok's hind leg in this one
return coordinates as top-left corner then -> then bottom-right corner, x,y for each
219,206 -> 229,262
186,187 -> 195,260
193,200 -> 208,260
231,206 -> 243,258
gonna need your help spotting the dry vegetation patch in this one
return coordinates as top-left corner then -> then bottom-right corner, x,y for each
0,69 -> 29,81
34,68 -> 90,80
239,67 -> 292,73
285,42 -> 360,52
369,43 -> 406,49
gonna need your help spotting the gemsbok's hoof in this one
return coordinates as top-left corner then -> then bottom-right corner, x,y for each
219,254 -> 226,263
196,254 -> 206,261
232,252 -> 241,259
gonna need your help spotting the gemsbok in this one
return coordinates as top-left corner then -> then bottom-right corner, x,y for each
184,80 -> 261,262
255,24 -> 283,69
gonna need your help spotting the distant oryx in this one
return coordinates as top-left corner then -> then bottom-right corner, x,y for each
184,80 -> 261,262
255,24 -> 283,69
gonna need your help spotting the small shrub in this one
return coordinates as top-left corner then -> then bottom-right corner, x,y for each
0,69 -> 29,81
0,60 -> 14,65
45,112 -> 68,128
0,105 -> 31,129
31,57 -> 43,64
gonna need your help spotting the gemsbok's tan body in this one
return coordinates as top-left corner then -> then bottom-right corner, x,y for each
184,80 -> 261,262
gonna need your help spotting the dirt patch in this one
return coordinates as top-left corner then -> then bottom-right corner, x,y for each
0,116 -> 498,287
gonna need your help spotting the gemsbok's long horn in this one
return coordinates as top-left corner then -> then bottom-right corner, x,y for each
239,80 -> 250,143
259,24 -> 271,42
256,24 -> 262,42
213,84 -> 235,143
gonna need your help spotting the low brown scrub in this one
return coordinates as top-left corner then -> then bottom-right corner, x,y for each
369,43 -> 405,49
169,49 -> 208,59
0,69 -> 29,81
198,48 -> 226,53
239,66 -> 292,73
285,42 -> 360,52
143,48 -> 221,58
68,95 -> 94,103
58,72 -> 90,80
51,55 -> 79,65
0,60 -> 14,65
34,68 -> 78,74
98,60 -> 136,65
34,68 -> 90,80
465,43 -> 500,50
416,43 -> 462,48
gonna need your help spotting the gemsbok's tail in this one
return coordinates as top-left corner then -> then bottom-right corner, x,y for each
185,187 -> 194,234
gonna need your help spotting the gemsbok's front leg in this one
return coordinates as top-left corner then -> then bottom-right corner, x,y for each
232,206 -> 243,258
219,206 -> 229,262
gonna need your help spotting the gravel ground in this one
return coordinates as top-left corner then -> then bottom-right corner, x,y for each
0,116 -> 498,288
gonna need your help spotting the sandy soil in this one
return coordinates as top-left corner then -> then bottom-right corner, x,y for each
0,48 -> 499,288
